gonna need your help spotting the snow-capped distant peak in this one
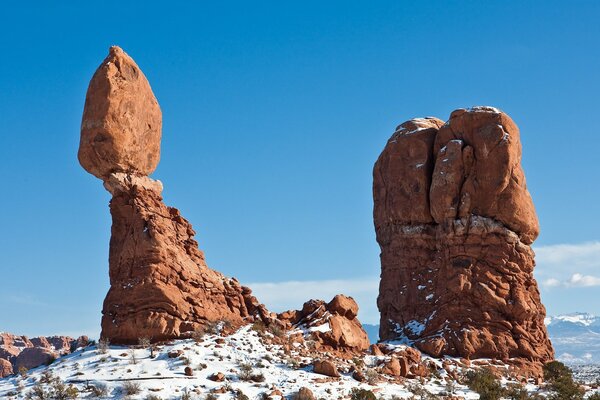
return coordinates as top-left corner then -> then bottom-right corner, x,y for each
546,312 -> 598,327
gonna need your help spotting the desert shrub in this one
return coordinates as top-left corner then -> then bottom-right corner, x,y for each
203,321 -> 221,335
97,338 -> 110,354
89,383 -> 109,398
122,381 -> 142,396
19,366 -> 28,377
40,370 -> 57,384
543,361 -> 584,400
268,324 -> 284,338
146,395 -> 162,400
25,382 -> 50,400
251,320 -> 266,333
139,337 -> 151,348
365,368 -> 379,385
464,368 -> 504,400
504,383 -> 530,400
543,361 -> 573,382
238,362 -> 253,381
180,388 -> 192,400
352,357 -> 365,369
406,383 -> 437,400
50,381 -> 79,400
129,348 -> 137,365
251,372 -> 265,382
191,328 -> 205,342
205,394 -> 218,400
233,389 -> 249,400
349,388 -> 377,400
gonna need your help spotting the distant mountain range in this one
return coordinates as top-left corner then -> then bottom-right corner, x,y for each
545,313 -> 600,364
363,313 -> 600,364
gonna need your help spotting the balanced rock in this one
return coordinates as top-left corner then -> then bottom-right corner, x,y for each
79,46 -> 162,180
373,107 -> 553,377
79,47 -> 272,344
279,294 -> 369,355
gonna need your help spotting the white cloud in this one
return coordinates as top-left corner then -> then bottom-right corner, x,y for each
567,273 -> 600,287
535,241 -> 600,273
248,277 -> 380,324
535,242 -> 600,290
542,278 -> 561,288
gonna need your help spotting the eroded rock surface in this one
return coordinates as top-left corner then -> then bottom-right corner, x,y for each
79,47 -> 273,344
101,173 -> 271,343
0,333 -> 87,376
279,295 -> 370,355
373,107 -> 553,377
79,46 -> 162,180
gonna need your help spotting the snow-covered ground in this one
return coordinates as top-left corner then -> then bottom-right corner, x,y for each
1,325 -> 598,399
0,325 -> 478,399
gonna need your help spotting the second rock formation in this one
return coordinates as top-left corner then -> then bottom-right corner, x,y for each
373,107 -> 553,376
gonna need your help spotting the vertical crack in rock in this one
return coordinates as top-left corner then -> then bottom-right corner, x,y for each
373,107 -> 553,377
79,47 -> 271,344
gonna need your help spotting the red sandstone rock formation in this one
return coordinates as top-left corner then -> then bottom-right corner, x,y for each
79,46 -> 161,180
0,333 -> 87,376
0,359 -> 12,379
373,107 -> 553,377
279,295 -> 370,355
79,47 -> 272,344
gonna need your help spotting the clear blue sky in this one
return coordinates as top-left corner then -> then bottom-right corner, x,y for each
1,1 -> 599,337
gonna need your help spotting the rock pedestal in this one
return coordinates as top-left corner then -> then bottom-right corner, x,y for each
373,107 -> 553,376
79,47 -> 270,344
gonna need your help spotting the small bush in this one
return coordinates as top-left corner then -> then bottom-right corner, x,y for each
543,361 -> 573,382
51,381 -> 79,400
238,362 -> 254,381
97,338 -> 110,354
251,320 -> 266,333
268,324 -> 284,338
129,348 -> 137,365
146,395 -> 162,400
464,368 -> 504,400
587,394 -> 600,400
122,381 -> 142,396
40,370 -> 57,384
365,368 -> 379,385
504,383 -> 530,400
349,388 -> 377,400
19,366 -> 28,377
180,388 -> 192,400
26,382 -> 50,400
203,321 -> 221,335
233,389 -> 249,400
89,383 -> 109,398
205,394 -> 218,400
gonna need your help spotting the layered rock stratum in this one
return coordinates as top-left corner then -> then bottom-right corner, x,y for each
79,47 -> 272,344
373,107 -> 553,376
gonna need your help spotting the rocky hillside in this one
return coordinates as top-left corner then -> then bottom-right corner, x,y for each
3,324 -> 597,400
